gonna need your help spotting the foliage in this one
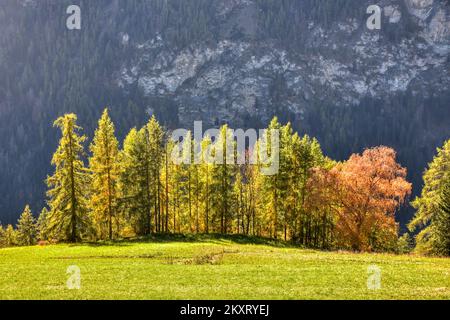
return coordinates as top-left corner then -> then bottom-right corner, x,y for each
6,112 -> 446,256
2,225 -> 17,247
397,233 -> 413,255
89,109 -> 121,240
15,205 -> 37,246
328,147 -> 411,251
410,140 -> 450,256
46,114 -> 91,242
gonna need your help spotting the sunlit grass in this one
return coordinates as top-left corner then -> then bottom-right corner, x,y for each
0,235 -> 448,300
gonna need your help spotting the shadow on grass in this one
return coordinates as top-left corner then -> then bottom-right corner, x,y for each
80,233 -> 298,249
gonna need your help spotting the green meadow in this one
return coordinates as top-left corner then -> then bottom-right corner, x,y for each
0,235 -> 448,300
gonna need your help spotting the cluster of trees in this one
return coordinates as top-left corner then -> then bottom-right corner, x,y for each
1,0 -> 449,234
0,206 -> 39,247
2,110 -> 430,254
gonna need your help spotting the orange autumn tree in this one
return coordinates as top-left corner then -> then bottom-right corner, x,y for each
328,147 -> 412,251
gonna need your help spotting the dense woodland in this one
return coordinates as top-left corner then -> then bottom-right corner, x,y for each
1,110 -> 448,256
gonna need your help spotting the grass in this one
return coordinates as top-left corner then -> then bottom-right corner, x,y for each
0,234 -> 449,300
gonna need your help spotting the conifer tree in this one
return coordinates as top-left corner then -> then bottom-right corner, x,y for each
200,135 -> 213,233
210,125 -> 235,233
4,225 -> 17,247
89,109 -> 121,240
16,205 -> 37,246
37,207 -> 49,241
0,225 -> 5,247
120,117 -> 164,235
146,116 -> 164,233
120,128 -> 152,235
435,181 -> 450,256
178,131 -> 194,233
46,114 -> 91,243
410,140 -> 450,255
259,117 -> 282,238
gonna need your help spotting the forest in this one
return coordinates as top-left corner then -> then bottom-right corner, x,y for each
0,0 -> 449,231
1,110 -> 449,256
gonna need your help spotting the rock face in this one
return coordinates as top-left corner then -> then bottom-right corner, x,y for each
116,0 -> 449,128
0,0 -> 449,224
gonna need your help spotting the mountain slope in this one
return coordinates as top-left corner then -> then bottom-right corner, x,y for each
0,0 -> 449,225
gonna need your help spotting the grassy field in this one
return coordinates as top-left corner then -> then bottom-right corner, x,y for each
0,235 -> 449,300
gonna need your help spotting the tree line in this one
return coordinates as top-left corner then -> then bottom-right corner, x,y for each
0,109 -> 448,255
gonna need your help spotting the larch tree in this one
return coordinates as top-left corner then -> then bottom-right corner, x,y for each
0,225 -> 5,247
200,135 -> 213,233
146,116 -> 164,233
16,205 -> 37,246
178,131 -> 194,233
46,114 -> 91,243
259,117 -> 282,238
210,125 -> 235,233
410,140 -> 450,256
435,181 -> 450,256
89,109 -> 121,240
37,207 -> 49,241
4,225 -> 17,247
160,135 -> 174,233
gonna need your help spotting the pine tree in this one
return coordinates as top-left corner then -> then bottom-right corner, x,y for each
259,117 -> 282,238
410,140 -> 450,255
46,114 -> 91,243
232,171 -> 245,234
178,131 -> 194,233
160,136 -> 172,233
120,128 -> 152,236
146,116 -> 164,233
200,135 -> 213,233
210,125 -> 235,233
37,207 -> 49,241
16,205 -> 37,246
435,181 -> 450,256
120,117 -> 164,235
0,225 -> 5,247
89,109 -> 121,240
291,134 -> 327,246
4,225 -> 17,247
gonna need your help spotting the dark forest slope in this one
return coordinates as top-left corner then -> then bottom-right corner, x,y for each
0,0 -> 449,225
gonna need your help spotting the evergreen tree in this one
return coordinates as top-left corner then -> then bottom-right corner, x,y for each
435,181 -> 450,256
259,117 -> 282,238
46,114 -> 91,243
89,109 -> 121,240
120,117 -> 164,235
0,225 -> 5,247
200,135 -> 213,233
16,205 -> 37,246
210,125 -> 235,233
146,116 -> 164,233
37,207 -> 49,241
4,225 -> 17,247
410,140 -> 450,255
120,128 -> 152,235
